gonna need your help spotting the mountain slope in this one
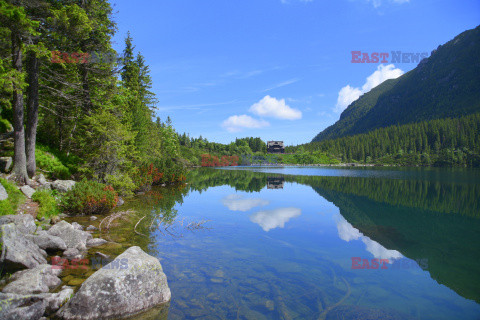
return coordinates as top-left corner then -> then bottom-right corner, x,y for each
312,25 -> 480,143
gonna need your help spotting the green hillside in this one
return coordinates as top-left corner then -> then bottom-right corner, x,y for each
312,25 -> 480,143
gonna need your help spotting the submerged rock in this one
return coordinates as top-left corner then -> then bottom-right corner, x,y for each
86,238 -> 107,247
2,264 -> 62,295
56,246 -> 171,320
0,223 -> 47,270
86,225 -> 98,231
51,180 -> 75,193
326,305 -> 415,320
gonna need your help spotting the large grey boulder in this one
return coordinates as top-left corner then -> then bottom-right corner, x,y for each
0,183 -> 7,201
47,220 -> 92,251
20,185 -> 36,198
0,223 -> 47,270
0,157 -> 12,173
0,293 -> 46,320
2,264 -> 62,295
26,230 -> 67,251
56,246 -> 171,320
0,214 -> 37,234
51,180 -> 75,193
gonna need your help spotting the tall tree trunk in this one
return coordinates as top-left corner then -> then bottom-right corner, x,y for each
26,50 -> 39,178
11,32 -> 29,184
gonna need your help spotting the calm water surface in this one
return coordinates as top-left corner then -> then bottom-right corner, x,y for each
99,166 -> 480,320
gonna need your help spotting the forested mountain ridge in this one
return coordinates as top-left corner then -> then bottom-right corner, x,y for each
312,25 -> 480,142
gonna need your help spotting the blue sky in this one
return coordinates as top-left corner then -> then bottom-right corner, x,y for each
110,0 -> 479,146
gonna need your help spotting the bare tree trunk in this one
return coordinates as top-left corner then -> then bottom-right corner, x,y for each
26,50 -> 39,178
11,32 -> 29,184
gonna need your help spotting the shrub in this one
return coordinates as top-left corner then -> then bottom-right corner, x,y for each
0,178 -> 25,216
132,161 -> 186,192
35,147 -> 71,179
105,173 -> 136,196
32,190 -> 60,219
61,179 -> 118,215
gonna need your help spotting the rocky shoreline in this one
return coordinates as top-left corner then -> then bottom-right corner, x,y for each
0,175 -> 171,320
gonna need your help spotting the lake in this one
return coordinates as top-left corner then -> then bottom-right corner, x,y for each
74,166 -> 480,319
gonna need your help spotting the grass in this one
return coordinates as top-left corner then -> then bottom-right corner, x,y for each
0,178 -> 25,216
35,145 -> 74,179
32,190 -> 60,219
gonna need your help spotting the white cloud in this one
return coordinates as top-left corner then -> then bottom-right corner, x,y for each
367,0 -> 409,8
250,207 -> 301,232
335,214 -> 363,242
334,214 -> 402,262
249,95 -> 302,120
361,237 -> 403,261
334,64 -> 404,113
221,115 -> 270,133
222,194 -> 269,212
263,78 -> 299,92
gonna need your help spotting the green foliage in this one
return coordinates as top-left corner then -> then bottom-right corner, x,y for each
35,145 -> 72,179
0,178 -> 25,216
293,113 -> 480,167
32,190 -> 60,219
0,118 -> 11,133
61,179 -> 118,215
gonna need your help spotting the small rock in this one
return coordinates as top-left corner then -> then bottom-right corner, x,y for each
48,220 -> 92,251
116,197 -> 124,207
86,225 -> 98,231
86,238 -> 107,247
0,157 -> 12,173
51,180 -> 76,193
95,252 -> 109,259
36,174 -> 47,185
37,183 -> 52,191
89,216 -> 98,221
71,222 -> 83,231
25,230 -> 67,251
20,185 -> 36,198
63,248 -> 83,260
50,216 -> 61,225
0,183 -> 7,201
43,286 -> 74,314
